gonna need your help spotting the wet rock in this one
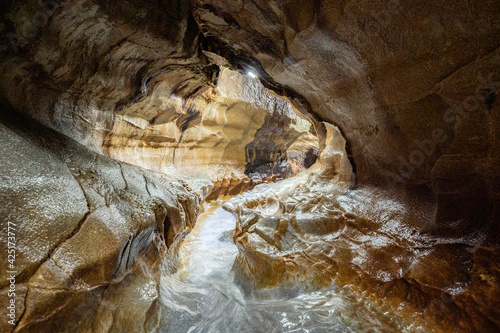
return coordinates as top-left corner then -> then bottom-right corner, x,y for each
0,110 -> 203,332
0,0 -> 318,200
0,0 -> 498,332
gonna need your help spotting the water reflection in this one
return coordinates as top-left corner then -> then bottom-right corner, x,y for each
159,204 -> 423,333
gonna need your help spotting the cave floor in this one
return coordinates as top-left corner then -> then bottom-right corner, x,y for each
158,201 -> 425,333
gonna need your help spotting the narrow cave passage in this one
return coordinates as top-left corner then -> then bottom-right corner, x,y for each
1,1 -> 499,333
152,68 -> 410,331
159,201 -> 418,333
156,98 -> 415,332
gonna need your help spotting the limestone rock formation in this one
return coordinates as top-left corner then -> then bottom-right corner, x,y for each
0,0 -> 499,332
191,1 -> 500,331
0,1 -> 318,200
0,109 -> 204,332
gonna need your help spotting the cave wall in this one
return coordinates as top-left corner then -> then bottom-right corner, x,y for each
0,0 -> 499,332
190,1 -> 500,331
0,108 -> 205,332
0,0 -> 317,200
104,66 -> 316,199
189,0 -> 500,227
191,0 -> 500,185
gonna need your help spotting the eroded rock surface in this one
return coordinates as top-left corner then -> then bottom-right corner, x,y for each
0,1 -> 318,200
224,123 -> 498,332
0,0 -> 499,332
192,1 -> 500,331
0,109 -> 204,333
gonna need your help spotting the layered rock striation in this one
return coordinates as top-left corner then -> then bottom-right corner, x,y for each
0,0 -> 318,201
190,1 -> 500,331
0,0 -> 499,332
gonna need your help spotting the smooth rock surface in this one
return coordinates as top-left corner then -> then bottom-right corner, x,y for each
0,1 -> 499,332
0,109 -> 204,333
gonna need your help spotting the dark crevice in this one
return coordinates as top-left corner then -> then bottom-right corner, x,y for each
173,110 -> 200,164
144,174 -> 152,197
162,214 -> 172,248
113,234 -> 133,278
118,163 -> 129,191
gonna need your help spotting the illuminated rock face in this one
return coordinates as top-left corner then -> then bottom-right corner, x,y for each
190,1 -> 500,331
0,0 -> 318,200
103,66 -> 317,200
0,110 -> 204,333
0,0 -> 499,332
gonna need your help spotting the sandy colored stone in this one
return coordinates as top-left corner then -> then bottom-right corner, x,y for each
0,0 -> 499,332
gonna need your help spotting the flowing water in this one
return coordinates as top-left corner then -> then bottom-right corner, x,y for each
159,203 -> 424,333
